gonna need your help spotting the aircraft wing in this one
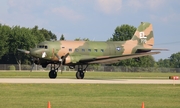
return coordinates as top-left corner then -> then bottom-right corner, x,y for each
79,52 -> 160,64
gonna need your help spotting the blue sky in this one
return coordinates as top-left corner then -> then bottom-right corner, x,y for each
0,0 -> 180,61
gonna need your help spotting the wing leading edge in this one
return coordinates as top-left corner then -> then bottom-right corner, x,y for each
79,52 -> 160,64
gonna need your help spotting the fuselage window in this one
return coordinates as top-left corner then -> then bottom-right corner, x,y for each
82,49 -> 85,52
94,49 -> 98,52
101,49 -> 104,52
69,48 -> 72,52
88,49 -> 91,52
75,49 -> 79,52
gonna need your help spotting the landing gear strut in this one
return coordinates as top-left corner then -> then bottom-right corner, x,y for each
76,65 -> 88,79
49,64 -> 59,79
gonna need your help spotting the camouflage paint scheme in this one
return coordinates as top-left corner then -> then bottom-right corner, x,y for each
30,22 -> 160,66
18,22 -> 167,79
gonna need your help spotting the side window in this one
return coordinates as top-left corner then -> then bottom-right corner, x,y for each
88,49 -> 91,52
82,49 -> 85,52
69,48 -> 72,52
101,49 -> 104,52
94,49 -> 98,52
75,49 -> 79,52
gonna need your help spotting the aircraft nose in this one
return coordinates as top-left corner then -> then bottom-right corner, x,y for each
30,49 -> 40,57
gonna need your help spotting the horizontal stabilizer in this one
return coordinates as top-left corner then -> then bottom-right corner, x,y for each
137,48 -> 169,52
80,52 -> 160,64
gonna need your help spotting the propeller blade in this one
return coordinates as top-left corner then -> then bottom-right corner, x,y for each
30,63 -> 35,72
60,53 -> 69,74
17,49 -> 30,54
55,53 -> 62,61
55,53 -> 69,74
62,53 -> 69,63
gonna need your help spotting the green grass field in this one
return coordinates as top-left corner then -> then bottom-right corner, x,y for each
0,71 -> 179,79
0,84 -> 180,108
0,71 -> 179,108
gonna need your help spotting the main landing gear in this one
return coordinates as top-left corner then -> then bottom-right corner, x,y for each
76,65 -> 88,79
48,64 -> 88,79
49,64 -> 59,79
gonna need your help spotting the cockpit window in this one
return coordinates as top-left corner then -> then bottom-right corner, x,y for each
38,45 -> 44,48
45,46 -> 48,49
38,45 -> 48,49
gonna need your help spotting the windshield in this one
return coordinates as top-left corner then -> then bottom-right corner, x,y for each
38,45 -> 48,49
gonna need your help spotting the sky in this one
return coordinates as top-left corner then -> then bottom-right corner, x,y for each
0,0 -> 180,61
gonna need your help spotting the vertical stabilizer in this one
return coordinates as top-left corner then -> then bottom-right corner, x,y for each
131,22 -> 154,48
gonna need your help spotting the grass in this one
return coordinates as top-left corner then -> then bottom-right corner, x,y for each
0,84 -> 180,108
0,71 -> 179,79
0,71 -> 179,108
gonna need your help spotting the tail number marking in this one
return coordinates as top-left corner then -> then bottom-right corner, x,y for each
139,32 -> 147,44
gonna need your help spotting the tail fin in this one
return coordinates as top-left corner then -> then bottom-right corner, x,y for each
131,22 -> 154,48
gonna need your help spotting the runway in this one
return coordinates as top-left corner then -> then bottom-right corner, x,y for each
0,78 -> 179,84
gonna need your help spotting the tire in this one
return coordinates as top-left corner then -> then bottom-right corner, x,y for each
49,70 -> 57,79
76,71 -> 84,79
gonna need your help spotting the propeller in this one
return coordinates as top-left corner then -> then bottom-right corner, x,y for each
18,49 -> 36,72
55,53 -> 69,74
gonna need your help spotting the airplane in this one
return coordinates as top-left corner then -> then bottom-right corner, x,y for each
18,22 -> 167,79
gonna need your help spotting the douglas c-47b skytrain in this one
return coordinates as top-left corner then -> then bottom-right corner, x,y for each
18,22 -> 167,79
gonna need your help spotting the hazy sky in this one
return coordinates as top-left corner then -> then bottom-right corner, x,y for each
0,0 -> 180,60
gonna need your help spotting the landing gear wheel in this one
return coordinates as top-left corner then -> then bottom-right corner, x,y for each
49,70 -> 57,79
76,71 -> 84,79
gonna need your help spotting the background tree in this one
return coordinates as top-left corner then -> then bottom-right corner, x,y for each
157,58 -> 170,68
6,26 -> 45,69
157,52 -> 180,68
0,24 -> 11,59
108,24 -> 136,41
169,52 -> 180,68
74,37 -> 90,41
0,24 -> 57,70
60,34 -> 65,40
39,28 -> 57,41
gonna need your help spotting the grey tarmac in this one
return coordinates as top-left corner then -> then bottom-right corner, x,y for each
0,78 -> 179,84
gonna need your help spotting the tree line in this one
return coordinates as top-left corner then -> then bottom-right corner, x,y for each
0,24 -> 57,64
0,23 -> 179,70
